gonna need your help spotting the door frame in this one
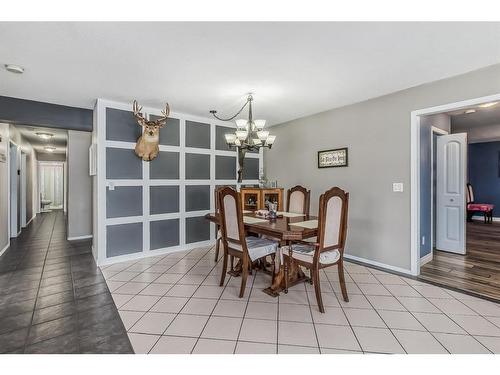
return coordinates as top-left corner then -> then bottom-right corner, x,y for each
20,152 -> 27,228
429,126 -> 449,263
411,93 -> 500,276
8,140 -> 19,238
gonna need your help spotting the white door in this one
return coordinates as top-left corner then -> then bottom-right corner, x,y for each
436,133 -> 467,254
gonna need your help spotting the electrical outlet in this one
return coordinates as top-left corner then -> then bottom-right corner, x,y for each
392,183 -> 404,192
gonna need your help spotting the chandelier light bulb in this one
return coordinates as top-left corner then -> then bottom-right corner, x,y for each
257,130 -> 269,141
225,133 -> 236,144
235,129 -> 248,140
235,119 -> 248,129
254,119 -> 266,130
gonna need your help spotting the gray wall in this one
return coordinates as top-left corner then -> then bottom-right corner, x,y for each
67,130 -> 92,239
264,63 -> 500,272
453,123 -> 500,143
419,114 -> 450,258
0,95 -> 92,131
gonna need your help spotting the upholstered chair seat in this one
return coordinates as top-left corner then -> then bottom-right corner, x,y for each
230,236 -> 278,261
282,244 -> 340,265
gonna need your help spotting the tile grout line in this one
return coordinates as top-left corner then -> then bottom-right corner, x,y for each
400,274 -> 494,353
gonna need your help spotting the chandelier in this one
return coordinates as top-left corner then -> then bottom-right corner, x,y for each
210,94 -> 276,182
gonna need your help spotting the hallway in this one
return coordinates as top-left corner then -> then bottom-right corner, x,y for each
0,211 -> 132,353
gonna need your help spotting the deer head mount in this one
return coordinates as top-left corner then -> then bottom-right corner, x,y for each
132,100 -> 170,161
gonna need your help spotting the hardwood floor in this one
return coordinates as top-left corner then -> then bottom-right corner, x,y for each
420,221 -> 500,301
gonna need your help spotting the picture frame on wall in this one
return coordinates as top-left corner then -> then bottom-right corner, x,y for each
317,147 -> 348,168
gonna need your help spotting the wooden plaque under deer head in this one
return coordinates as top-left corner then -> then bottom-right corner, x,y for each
132,100 -> 170,161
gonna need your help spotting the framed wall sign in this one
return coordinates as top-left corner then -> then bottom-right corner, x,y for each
318,147 -> 348,168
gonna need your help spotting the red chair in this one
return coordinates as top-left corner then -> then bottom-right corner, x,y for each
466,183 -> 494,224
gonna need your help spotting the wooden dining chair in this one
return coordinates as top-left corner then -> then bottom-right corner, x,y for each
218,186 -> 279,298
286,185 -> 311,215
284,187 -> 349,313
213,187 -> 223,262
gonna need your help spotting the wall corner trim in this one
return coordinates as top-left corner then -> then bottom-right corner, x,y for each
420,252 -> 433,266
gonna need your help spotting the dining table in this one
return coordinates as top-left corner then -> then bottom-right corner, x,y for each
204,211 -> 319,296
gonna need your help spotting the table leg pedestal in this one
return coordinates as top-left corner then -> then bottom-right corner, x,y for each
263,260 -> 309,297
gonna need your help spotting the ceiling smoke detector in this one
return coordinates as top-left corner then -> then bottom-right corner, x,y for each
4,64 -> 24,74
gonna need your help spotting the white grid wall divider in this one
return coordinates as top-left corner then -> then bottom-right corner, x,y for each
94,98 -> 262,266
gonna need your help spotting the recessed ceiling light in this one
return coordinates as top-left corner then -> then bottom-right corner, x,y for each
44,146 -> 56,153
36,132 -> 54,140
4,64 -> 24,74
465,109 -> 476,114
479,102 -> 499,108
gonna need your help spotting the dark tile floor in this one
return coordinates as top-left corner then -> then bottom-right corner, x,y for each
0,211 -> 133,353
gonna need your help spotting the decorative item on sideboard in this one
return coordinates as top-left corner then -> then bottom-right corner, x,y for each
131,100 -> 170,161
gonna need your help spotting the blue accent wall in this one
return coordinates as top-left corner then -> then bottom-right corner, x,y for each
468,141 -> 500,216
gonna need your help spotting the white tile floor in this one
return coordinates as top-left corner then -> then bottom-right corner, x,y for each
101,245 -> 500,354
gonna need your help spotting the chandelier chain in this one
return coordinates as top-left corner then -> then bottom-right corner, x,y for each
210,99 -> 249,122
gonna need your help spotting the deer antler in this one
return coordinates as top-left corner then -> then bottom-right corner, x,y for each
154,103 -> 170,128
133,100 -> 146,127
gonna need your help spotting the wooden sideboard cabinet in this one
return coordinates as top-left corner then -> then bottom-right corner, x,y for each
240,187 -> 284,212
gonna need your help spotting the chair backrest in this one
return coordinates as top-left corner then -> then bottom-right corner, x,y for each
466,183 -> 474,204
218,186 -> 246,249
317,187 -> 349,253
287,185 -> 311,214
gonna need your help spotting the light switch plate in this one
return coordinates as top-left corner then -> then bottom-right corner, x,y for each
393,183 -> 404,192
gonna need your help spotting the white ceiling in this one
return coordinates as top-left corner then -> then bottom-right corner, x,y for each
16,124 -> 67,155
1,22 -> 500,125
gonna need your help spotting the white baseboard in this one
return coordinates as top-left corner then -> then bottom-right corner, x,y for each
97,239 -> 215,267
420,252 -> 433,266
26,214 -> 36,226
0,242 -> 9,257
67,234 -> 93,241
344,253 -> 413,276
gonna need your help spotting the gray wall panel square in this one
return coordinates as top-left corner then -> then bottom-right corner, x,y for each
185,216 -> 210,244
242,157 -> 260,180
215,155 -> 236,180
150,115 -> 180,146
106,148 -> 143,179
106,222 -> 143,257
150,186 -> 179,214
150,151 -> 180,179
185,153 -> 210,179
106,186 -> 143,218
186,121 -> 210,149
150,219 -> 179,250
185,185 -> 210,212
106,108 -> 142,142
